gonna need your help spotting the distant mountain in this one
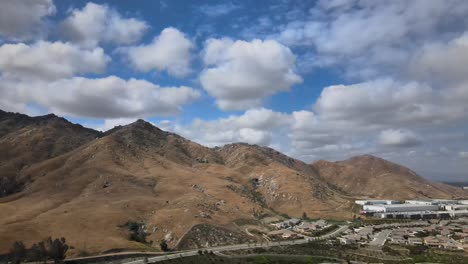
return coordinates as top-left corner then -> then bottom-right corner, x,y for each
0,110 -> 465,256
443,181 -> 468,188
311,154 -> 467,199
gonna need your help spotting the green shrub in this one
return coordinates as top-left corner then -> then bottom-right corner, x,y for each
121,221 -> 147,243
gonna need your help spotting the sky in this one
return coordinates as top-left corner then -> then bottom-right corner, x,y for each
0,0 -> 467,182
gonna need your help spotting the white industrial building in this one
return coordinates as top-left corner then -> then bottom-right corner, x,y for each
376,211 -> 451,219
363,204 -> 439,213
443,204 -> 468,211
361,199 -> 468,219
405,199 -> 459,205
405,200 -> 436,205
448,210 -> 468,218
355,200 -> 399,206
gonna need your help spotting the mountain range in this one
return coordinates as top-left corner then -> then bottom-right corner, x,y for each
0,109 -> 466,255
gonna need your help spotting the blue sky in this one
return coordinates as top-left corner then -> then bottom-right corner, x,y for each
0,0 -> 467,181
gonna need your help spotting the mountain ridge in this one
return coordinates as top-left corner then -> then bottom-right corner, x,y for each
0,109 -> 466,256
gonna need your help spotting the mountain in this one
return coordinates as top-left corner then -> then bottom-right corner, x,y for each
0,111 -> 101,197
0,110 -> 465,256
0,113 -> 349,256
312,154 -> 467,199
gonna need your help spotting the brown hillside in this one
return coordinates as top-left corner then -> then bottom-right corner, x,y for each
1,111 -> 462,256
0,118 -> 350,256
0,112 -> 101,197
312,154 -> 467,200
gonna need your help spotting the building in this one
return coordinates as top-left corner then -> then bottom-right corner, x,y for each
364,204 -> 439,213
448,210 -> 468,218
405,199 -> 435,205
355,200 -> 399,205
443,204 -> 468,211
406,199 -> 459,205
294,222 -> 317,233
272,218 -> 302,229
408,237 -> 423,245
376,211 -> 450,220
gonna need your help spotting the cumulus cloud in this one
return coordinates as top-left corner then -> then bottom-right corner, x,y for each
409,32 -> 468,85
283,77 -> 468,165
277,0 -> 468,78
172,108 -> 290,147
121,27 -> 194,78
313,79 -> 466,126
200,38 -> 302,110
0,41 -> 110,81
378,129 -> 422,148
0,76 -> 200,119
88,118 -> 138,132
61,2 -> 148,48
0,0 -> 56,41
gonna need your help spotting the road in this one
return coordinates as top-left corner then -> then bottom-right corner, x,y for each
369,229 -> 391,247
124,225 -> 349,264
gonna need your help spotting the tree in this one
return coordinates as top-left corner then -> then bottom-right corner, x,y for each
10,241 -> 26,264
160,240 -> 169,252
27,242 -> 47,263
45,237 -> 69,264
124,221 -> 147,243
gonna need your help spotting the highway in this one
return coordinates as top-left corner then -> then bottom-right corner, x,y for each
123,225 -> 349,264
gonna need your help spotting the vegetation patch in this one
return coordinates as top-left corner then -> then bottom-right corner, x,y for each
157,254 -> 341,264
177,224 -> 249,250
0,175 -> 30,197
8,237 -> 69,264
120,221 -> 148,244
307,224 -> 338,237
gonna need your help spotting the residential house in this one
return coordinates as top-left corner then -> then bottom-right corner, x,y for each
408,237 -> 423,245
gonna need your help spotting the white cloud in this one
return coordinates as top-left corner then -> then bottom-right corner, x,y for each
0,0 -> 56,41
239,128 -> 272,146
61,2 -> 148,48
313,79 -> 465,126
122,27 -> 194,78
378,129 -> 422,148
0,41 -> 110,81
200,38 -> 302,110
284,77 -> 468,166
409,32 -> 468,84
199,3 -> 240,17
277,0 -> 468,79
0,76 -> 200,119
171,108 -> 290,147
91,118 -> 138,132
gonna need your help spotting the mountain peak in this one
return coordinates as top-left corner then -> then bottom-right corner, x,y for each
128,119 -> 157,129
33,113 -> 67,124
104,119 -> 162,136
340,154 -> 395,168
